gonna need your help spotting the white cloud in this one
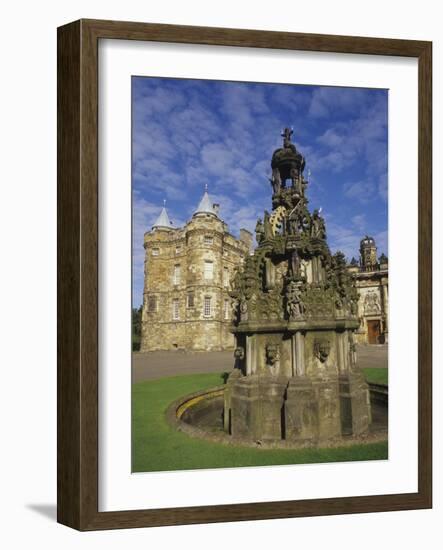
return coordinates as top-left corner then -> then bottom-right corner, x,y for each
351,214 -> 367,232
343,180 -> 376,203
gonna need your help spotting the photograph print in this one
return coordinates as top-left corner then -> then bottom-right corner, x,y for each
131,76 -> 389,473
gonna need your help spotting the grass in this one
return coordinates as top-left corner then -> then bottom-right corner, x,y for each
132,370 -> 388,473
362,368 -> 388,386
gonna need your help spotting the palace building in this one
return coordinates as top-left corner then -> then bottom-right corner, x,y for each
140,195 -> 388,351
348,236 -> 389,345
140,191 -> 252,351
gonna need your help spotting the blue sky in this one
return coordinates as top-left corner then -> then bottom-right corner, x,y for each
132,77 -> 388,307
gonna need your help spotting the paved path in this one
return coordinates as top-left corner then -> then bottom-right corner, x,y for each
133,344 -> 388,383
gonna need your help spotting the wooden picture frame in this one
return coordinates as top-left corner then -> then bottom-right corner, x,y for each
57,19 -> 432,530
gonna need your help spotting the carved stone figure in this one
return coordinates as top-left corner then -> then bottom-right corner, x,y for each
289,249 -> 300,279
263,210 -> 273,240
272,167 -> 283,190
265,343 -> 280,366
234,347 -> 245,363
282,127 -> 293,148
287,208 -> 299,236
239,298 -> 248,321
286,279 -> 305,319
230,297 -> 240,321
269,171 -> 281,194
349,333 -> 357,367
314,339 -> 331,363
255,218 -> 265,244
364,291 -> 381,314
311,209 -> 326,239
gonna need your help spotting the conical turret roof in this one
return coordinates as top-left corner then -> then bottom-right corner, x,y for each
152,206 -> 173,230
193,189 -> 218,217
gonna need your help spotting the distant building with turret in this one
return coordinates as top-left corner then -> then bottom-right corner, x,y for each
348,236 -> 389,345
140,190 -> 252,351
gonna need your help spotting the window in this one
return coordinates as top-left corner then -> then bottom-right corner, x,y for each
204,235 -> 213,245
172,299 -> 180,320
224,299 -> 229,320
223,267 -> 229,288
173,264 -> 181,285
203,296 -> 212,317
147,295 -> 157,312
187,292 -> 194,308
152,248 -> 159,256
175,245 -> 182,254
204,261 -> 213,280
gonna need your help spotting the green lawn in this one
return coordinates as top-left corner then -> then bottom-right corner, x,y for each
362,368 -> 388,386
132,370 -> 388,473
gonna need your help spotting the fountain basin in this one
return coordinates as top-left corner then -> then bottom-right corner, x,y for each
166,383 -> 388,449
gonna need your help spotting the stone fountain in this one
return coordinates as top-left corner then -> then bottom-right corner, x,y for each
224,128 -> 372,443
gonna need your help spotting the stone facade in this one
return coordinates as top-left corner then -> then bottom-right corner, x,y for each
140,195 -> 252,351
348,237 -> 388,345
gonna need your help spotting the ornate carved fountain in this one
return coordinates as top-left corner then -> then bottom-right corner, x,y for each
225,128 -> 371,442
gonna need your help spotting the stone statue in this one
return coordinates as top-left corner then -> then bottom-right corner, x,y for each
311,209 -> 326,239
265,344 -> 280,365
287,207 -> 299,236
234,346 -> 245,372
282,127 -> 294,149
255,218 -> 265,244
286,279 -> 305,319
263,210 -> 273,240
231,297 -> 240,321
239,298 -> 248,321
364,292 -> 380,314
314,339 -> 331,363
349,333 -> 357,368
269,172 -> 281,194
290,167 -> 303,195
289,249 -> 300,279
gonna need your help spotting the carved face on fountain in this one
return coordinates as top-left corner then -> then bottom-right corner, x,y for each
314,339 -> 331,363
265,344 -> 280,366
243,274 -> 256,300
234,347 -> 245,360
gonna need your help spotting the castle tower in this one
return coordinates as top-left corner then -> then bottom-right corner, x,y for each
352,236 -> 389,345
359,235 -> 378,271
140,190 -> 251,352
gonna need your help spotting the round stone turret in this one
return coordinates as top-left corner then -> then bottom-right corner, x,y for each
359,235 -> 378,271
